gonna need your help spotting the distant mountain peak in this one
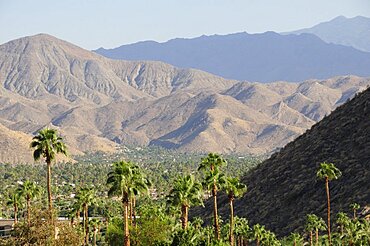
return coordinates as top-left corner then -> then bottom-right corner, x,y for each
286,15 -> 370,52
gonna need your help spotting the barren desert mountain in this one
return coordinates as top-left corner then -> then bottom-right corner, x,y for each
94,31 -> 370,82
0,34 -> 369,162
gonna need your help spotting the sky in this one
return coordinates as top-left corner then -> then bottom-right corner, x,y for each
0,0 -> 369,50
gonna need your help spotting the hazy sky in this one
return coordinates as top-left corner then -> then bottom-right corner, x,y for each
1,0 -> 369,50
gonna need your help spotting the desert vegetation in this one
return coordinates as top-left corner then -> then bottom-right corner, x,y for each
0,128 -> 368,246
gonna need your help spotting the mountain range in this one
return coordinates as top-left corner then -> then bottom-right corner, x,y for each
0,34 -> 369,163
94,16 -> 370,82
285,15 -> 370,53
193,85 -> 370,236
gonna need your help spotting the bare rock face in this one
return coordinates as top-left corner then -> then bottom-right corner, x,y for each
0,34 -> 369,162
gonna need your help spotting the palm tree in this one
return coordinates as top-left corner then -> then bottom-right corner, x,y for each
234,217 -> 251,246
75,186 -> 96,245
167,175 -> 203,229
336,212 -> 350,245
309,214 -> 326,246
288,232 -> 303,246
253,224 -> 266,246
306,214 -> 316,246
107,161 -> 150,246
317,162 -> 342,245
349,203 -> 360,220
198,153 -> 227,240
30,128 -> 67,213
6,191 -> 22,224
16,180 -> 42,226
223,177 -> 247,246
130,166 -> 151,227
90,218 -> 102,246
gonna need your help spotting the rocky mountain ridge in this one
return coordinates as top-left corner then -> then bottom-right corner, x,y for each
0,34 -> 369,162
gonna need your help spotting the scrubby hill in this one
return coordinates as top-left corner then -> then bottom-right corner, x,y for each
193,86 -> 370,236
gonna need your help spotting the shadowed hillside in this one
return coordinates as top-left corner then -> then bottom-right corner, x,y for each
193,86 -> 370,236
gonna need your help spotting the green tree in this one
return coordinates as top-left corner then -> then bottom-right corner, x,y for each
336,212 -> 350,240
317,162 -> 342,245
234,217 -> 251,246
75,186 -> 96,245
90,218 -> 102,246
107,161 -> 150,246
253,224 -> 266,246
306,214 -> 326,246
349,203 -> 360,220
30,128 -> 67,213
223,176 -> 247,246
198,153 -> 227,240
6,191 -> 23,224
287,232 -> 303,246
16,180 -> 42,226
167,175 -> 203,229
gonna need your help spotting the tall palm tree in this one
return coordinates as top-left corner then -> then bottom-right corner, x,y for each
130,166 -> 151,227
6,191 -> 22,224
198,153 -> 227,240
317,162 -> 342,245
16,180 -> 42,226
75,186 -> 96,245
30,128 -> 67,213
107,161 -> 150,246
349,203 -> 360,220
223,177 -> 247,246
167,175 -> 203,229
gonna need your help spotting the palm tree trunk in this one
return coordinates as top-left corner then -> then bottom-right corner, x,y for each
181,204 -> 188,229
212,184 -> 220,240
128,199 -> 132,225
76,210 -> 80,226
256,238 -> 260,246
132,197 -> 137,227
315,229 -> 319,246
229,197 -> 234,246
84,204 -> 89,245
294,240 -> 297,246
325,177 -> 331,245
93,226 -> 97,246
340,225 -> 344,246
14,204 -> 18,224
27,196 -> 31,226
310,231 -> 313,246
46,159 -> 53,212
123,199 -> 130,246
83,207 -> 86,244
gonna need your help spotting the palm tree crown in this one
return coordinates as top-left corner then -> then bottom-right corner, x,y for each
198,152 -> 227,172
316,162 -> 342,181
30,128 -> 67,162
16,180 -> 42,225
167,174 -> 203,229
